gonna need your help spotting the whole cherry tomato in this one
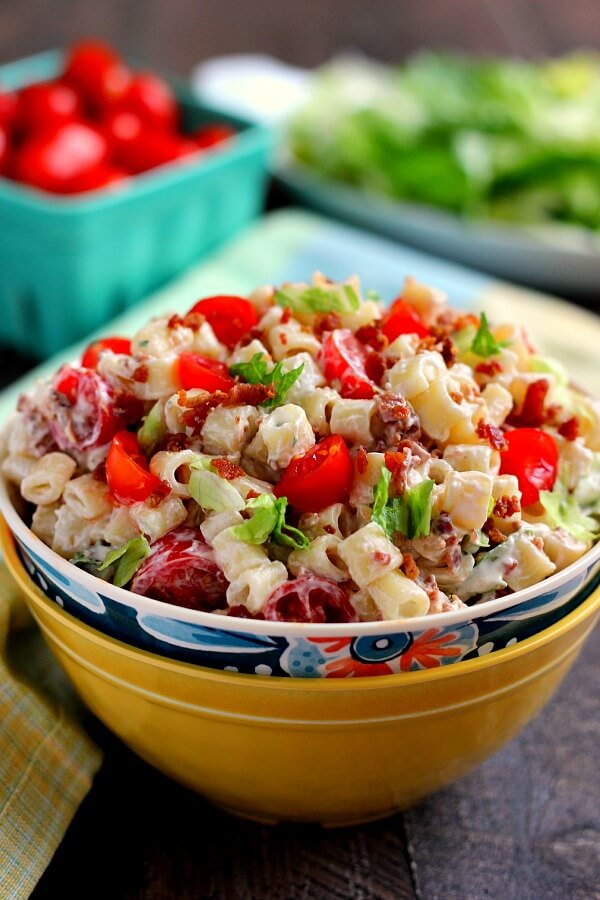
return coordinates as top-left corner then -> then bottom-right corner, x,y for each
187,295 -> 258,349
0,89 -> 18,130
274,433 -> 353,513
14,121 -> 109,193
499,427 -> 558,507
106,430 -> 163,505
382,298 -> 429,343
103,109 -> 181,173
119,72 -> 178,131
192,123 -> 235,150
81,336 -> 132,369
51,366 -> 131,451
0,126 -> 8,174
176,352 -> 235,393
130,526 -> 228,610
63,40 -> 130,114
17,81 -> 82,136
320,329 -> 376,399
264,575 -> 358,623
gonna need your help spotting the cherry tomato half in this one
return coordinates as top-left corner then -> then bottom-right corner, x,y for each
63,40 -> 130,114
187,295 -> 258,349
106,430 -> 163,505
499,427 -> 558,507
14,121 -> 109,194
382,298 -> 429,343
17,81 -> 82,136
192,123 -> 235,150
119,72 -> 178,131
81,336 -> 132,369
264,575 -> 358,623
320,329 -> 376,399
175,352 -> 235,393
274,433 -> 353,513
52,366 -> 126,451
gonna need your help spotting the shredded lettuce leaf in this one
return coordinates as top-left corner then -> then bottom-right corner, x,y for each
230,353 -> 304,409
275,284 -> 360,315
230,494 -> 309,549
97,536 -> 150,587
372,467 -> 434,540
540,473 -> 599,542
137,401 -> 166,454
188,467 -> 244,513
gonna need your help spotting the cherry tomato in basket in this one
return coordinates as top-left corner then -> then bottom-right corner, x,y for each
81,336 -> 132,369
187,295 -> 258,349
130,526 -> 228,610
176,352 -> 235,393
119,72 -> 178,131
382,298 -> 429,343
0,88 -> 19,130
103,109 -> 181,173
320,329 -> 376,399
274,433 -> 353,513
106,430 -> 163,505
264,575 -> 358,623
16,81 -> 82,136
0,126 -> 8,174
63,40 -> 130,114
499,427 -> 558,507
51,366 -> 130,451
14,121 -> 109,193
192,123 -> 235,150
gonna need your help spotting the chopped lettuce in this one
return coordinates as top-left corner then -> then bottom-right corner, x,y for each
137,401 -> 166,454
97,536 -> 150,587
275,283 -> 360,316
230,353 -> 304,409
231,494 -> 309,550
372,466 -> 434,540
541,469 -> 599,542
188,467 -> 244,513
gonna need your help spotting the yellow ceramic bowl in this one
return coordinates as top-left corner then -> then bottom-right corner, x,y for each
3,523 -> 599,826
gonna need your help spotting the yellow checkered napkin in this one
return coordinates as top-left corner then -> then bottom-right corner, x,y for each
0,563 -> 102,900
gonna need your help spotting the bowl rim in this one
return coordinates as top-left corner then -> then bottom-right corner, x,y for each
2,471 -> 599,638
3,514 -> 599,691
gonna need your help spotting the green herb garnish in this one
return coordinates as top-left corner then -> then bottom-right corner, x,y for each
470,312 -> 509,358
230,353 -> 304,409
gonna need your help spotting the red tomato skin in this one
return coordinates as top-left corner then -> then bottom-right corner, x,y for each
51,366 -> 129,451
176,352 -> 235,393
0,126 -> 8,174
187,295 -> 258,349
81,337 -> 132,369
382,299 -> 429,343
499,427 -> 559,507
264,575 -> 358,623
106,430 -> 162,505
192,124 -> 235,149
274,434 -> 353,513
17,81 -> 82,136
63,41 -> 130,114
119,73 -> 178,131
320,329 -> 376,400
0,89 -> 18,130
103,109 -> 181,173
14,121 -> 109,194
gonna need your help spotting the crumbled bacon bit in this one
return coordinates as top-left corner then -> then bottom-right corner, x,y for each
355,446 -> 369,475
475,360 -> 503,377
323,524 -> 336,534
377,393 -> 411,422
355,322 -> 388,351
402,552 -> 420,580
482,519 -> 507,544
532,536 -> 544,550
213,458 -> 246,480
133,364 -> 149,383
245,489 -> 261,500
314,312 -> 343,337
558,416 -> 580,441
449,390 -> 463,405
166,433 -> 192,452
444,543 -> 463,573
226,382 -> 276,407
384,449 -> 408,492
91,461 -> 106,482
373,551 -> 391,566
508,380 -> 549,427
281,306 -> 292,324
146,480 -> 172,507
167,313 -> 184,329
279,331 -> 288,346
493,495 -> 521,518
417,328 -> 457,367
166,312 -> 204,332
364,351 -> 386,385
476,420 -> 507,451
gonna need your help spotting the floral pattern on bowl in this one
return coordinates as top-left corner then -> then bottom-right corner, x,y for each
15,533 -> 600,678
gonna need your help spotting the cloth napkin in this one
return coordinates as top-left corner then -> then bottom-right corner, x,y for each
0,210 -> 598,899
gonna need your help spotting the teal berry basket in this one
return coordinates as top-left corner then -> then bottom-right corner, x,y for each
0,50 -> 274,358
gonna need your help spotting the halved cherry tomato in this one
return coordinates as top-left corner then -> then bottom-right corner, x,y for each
52,366 -> 128,451
499,427 -> 558,507
192,123 -> 235,150
176,352 -> 235,393
187,295 -> 258,349
63,40 -> 130,114
119,72 -> 178,131
274,433 -> 353,513
14,121 -> 109,193
17,81 -> 82,136
382,298 -> 429,343
264,575 -> 358,623
81,336 -> 132,369
320,329 -> 376,399
106,430 -> 163,505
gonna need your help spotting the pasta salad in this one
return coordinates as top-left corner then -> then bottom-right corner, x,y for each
3,275 -> 599,623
